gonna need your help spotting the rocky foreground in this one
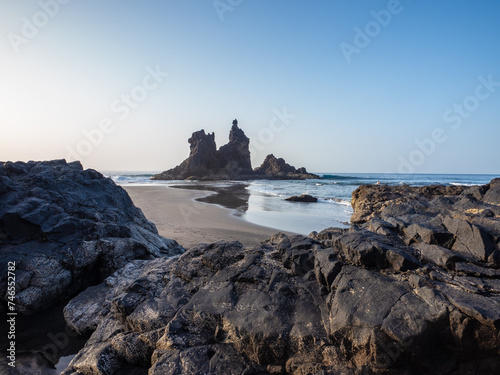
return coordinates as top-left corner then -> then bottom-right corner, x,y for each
0,160 -> 183,315
62,179 -> 500,374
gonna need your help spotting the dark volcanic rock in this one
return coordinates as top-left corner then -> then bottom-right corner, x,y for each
152,120 -> 318,181
285,194 -> 318,203
254,154 -> 320,180
483,178 -> 500,205
350,182 -> 500,265
62,179 -> 500,374
217,119 -> 253,176
0,160 -> 183,315
154,129 -> 220,180
350,183 -> 466,224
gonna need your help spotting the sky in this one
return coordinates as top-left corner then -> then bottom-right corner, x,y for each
1,0 -> 499,174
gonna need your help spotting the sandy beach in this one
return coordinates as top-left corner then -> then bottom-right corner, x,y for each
123,185 -> 287,248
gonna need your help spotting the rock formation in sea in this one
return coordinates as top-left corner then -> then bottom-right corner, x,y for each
0,160 -> 183,315
218,119 -> 253,176
62,179 -> 500,374
151,119 -> 319,180
254,154 -> 319,180
285,194 -> 318,202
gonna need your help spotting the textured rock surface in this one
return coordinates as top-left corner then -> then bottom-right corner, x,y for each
156,129 -> 221,180
285,194 -> 318,203
152,120 -> 318,180
217,120 -> 253,176
0,160 -> 183,315
254,154 -> 319,180
62,179 -> 500,374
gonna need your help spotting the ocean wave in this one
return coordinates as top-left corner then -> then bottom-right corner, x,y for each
246,187 -> 285,197
317,198 -> 352,206
449,182 -> 480,187
110,175 -> 153,184
320,174 -> 362,180
329,198 -> 352,206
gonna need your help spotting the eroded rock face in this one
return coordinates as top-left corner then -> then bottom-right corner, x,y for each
152,120 -> 318,180
254,154 -> 319,180
158,129 -> 221,180
63,179 -> 500,374
350,183 -> 466,224
0,160 -> 183,315
285,194 -> 318,203
350,182 -> 500,264
218,120 -> 253,176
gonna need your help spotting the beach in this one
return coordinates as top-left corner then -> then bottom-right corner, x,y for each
123,185 -> 287,248
2,161 -> 500,374
118,173 -> 500,240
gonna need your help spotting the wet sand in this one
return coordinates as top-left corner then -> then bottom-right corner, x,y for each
123,185 -> 289,249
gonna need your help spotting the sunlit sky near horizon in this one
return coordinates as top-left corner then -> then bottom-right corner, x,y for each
1,0 -> 499,174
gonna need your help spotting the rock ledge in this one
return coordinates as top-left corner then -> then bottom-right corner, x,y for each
0,160 -> 183,315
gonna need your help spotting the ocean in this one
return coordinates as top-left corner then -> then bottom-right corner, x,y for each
108,172 -> 499,235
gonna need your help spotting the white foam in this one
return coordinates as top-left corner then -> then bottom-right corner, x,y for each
450,182 -> 479,186
323,198 -> 352,206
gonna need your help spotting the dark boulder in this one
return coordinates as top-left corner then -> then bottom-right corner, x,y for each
483,178 -> 500,205
0,160 -> 183,315
442,216 -> 494,262
351,183 -> 465,224
285,194 -> 318,203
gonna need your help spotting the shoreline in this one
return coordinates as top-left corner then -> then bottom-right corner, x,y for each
67,179 -> 500,373
123,185 -> 292,248
4,161 -> 500,374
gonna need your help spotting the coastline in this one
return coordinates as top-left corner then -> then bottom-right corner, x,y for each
113,172 -> 500,237
3,161 -> 500,374
67,178 -> 500,373
123,185 -> 291,248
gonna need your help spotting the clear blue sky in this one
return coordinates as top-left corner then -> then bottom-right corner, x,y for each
1,0 -> 499,174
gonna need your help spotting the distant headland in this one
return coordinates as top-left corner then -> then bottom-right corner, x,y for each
151,119 -> 319,180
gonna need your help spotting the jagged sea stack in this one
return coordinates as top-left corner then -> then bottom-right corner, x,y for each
154,129 -> 220,180
152,119 -> 255,180
217,119 -> 253,177
152,119 -> 319,180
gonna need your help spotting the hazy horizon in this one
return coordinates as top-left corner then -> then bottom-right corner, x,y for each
1,1 -> 500,175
